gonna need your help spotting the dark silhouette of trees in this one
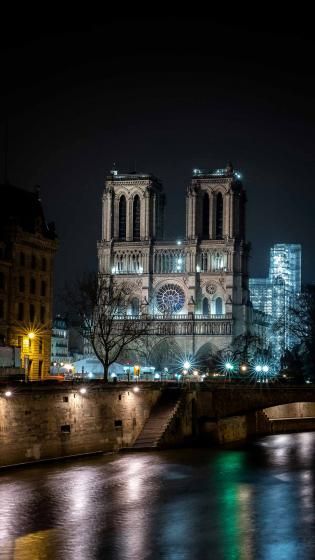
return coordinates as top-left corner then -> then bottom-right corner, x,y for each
65,273 -> 151,382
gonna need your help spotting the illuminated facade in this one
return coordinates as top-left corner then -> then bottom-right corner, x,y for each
249,243 -> 302,358
97,163 -> 252,368
51,315 -> 69,364
0,185 -> 58,380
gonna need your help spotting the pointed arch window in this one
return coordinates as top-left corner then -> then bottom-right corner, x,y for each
215,297 -> 223,315
202,297 -> 209,315
202,192 -> 210,239
119,196 -> 126,240
131,297 -> 140,316
133,195 -> 141,240
216,193 -> 223,239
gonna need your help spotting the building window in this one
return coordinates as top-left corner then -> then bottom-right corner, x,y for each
30,304 -> 35,322
18,302 -> 24,321
19,276 -> 25,292
215,297 -> 223,315
0,299 -> 4,319
30,278 -> 36,295
202,297 -> 209,315
41,281 -> 46,297
131,297 -> 140,316
118,195 -> 126,240
0,272 -> 4,290
216,193 -> 223,239
133,195 -> 141,240
31,255 -> 36,269
202,192 -> 210,239
40,306 -> 45,323
38,360 -> 43,379
39,338 -> 43,354
42,257 -> 47,271
201,253 -> 208,272
20,252 -> 25,266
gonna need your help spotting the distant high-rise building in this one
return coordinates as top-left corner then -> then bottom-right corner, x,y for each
249,243 -> 302,359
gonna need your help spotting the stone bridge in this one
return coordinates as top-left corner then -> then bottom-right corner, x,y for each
191,385 -> 315,444
200,385 -> 315,418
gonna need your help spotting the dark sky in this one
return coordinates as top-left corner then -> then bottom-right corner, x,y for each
1,15 -> 315,311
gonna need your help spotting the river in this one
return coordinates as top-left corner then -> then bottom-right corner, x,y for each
1,432 -> 315,559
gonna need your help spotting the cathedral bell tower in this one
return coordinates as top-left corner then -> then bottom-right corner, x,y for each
101,168 -> 165,243
98,168 -> 165,279
186,162 -> 246,242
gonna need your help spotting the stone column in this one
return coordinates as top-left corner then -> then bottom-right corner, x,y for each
186,195 -> 190,238
102,193 -> 106,240
152,193 -> 156,238
144,192 -> 150,240
113,196 -> 119,240
209,192 -> 213,239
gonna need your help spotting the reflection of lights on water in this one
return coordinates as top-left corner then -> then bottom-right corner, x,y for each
79,387 -> 87,395
133,387 -> 140,393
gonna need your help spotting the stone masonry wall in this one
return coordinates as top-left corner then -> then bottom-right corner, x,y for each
0,383 -> 161,467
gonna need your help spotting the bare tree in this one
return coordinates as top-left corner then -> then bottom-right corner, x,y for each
273,285 -> 315,378
65,273 -> 151,382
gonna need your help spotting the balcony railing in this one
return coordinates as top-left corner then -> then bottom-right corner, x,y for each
113,313 -> 233,336
118,313 -> 232,321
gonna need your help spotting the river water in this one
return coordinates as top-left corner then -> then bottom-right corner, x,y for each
1,432 -> 315,559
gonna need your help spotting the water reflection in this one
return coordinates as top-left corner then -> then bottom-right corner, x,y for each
0,433 -> 315,559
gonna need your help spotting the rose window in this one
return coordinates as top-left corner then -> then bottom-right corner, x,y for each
156,284 -> 185,313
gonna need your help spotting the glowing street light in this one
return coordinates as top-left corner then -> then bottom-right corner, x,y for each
4,390 -> 12,397
183,361 -> 191,370
225,362 -> 234,371
28,332 -> 35,340
255,365 -> 262,373
133,386 -> 140,393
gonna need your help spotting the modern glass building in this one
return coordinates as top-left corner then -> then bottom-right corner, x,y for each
249,244 -> 302,360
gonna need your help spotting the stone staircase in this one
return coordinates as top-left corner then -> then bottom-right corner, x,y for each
128,387 -> 182,451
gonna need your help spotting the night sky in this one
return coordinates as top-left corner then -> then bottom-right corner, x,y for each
1,15 -> 315,311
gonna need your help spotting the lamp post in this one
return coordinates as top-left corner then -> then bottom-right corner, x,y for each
24,331 -> 35,382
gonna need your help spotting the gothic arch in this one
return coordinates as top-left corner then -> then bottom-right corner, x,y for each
118,195 -> 127,240
149,337 -> 182,370
202,296 -> 209,315
130,297 -> 140,316
202,191 -> 210,239
195,341 -> 219,369
215,192 -> 223,239
215,296 -> 223,315
133,195 -> 141,240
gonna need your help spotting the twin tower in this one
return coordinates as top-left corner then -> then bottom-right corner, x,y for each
98,163 -> 250,357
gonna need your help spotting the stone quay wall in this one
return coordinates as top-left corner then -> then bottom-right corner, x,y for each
0,382 -> 161,468
2,384 -> 315,467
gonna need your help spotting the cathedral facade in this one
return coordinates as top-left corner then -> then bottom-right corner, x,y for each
97,163 -> 251,368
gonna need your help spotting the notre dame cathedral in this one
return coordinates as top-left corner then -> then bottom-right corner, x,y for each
97,163 -> 255,368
